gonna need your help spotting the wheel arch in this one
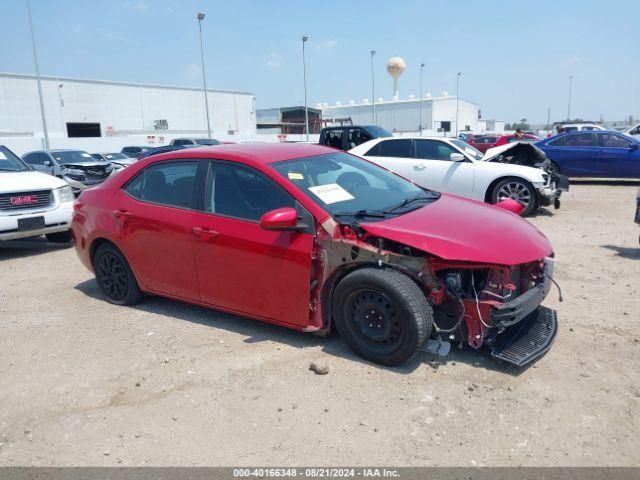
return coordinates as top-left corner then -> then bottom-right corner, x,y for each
319,262 -> 428,332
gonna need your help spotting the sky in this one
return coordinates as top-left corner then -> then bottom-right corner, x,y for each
1,0 -> 638,124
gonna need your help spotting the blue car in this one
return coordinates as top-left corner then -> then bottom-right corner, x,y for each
536,131 -> 640,178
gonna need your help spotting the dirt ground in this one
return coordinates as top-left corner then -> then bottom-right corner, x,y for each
0,183 -> 638,467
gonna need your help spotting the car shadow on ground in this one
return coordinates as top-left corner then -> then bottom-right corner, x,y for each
601,244 -> 640,260
569,179 -> 640,187
74,278 -> 525,376
0,237 -> 72,261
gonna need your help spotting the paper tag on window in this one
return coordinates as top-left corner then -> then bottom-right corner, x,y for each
288,172 -> 304,180
0,152 -> 6,160
308,183 -> 354,204
81,153 -> 92,158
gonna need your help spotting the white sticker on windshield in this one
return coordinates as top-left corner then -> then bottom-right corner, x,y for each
308,183 -> 354,204
81,153 -> 92,158
0,152 -> 6,160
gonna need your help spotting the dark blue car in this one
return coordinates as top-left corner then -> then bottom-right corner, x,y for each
536,131 -> 640,178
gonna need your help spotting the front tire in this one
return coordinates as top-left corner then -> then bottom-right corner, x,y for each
491,177 -> 537,216
93,243 -> 144,306
332,268 -> 433,366
45,230 -> 72,243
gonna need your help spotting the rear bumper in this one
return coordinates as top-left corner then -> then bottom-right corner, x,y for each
491,258 -> 553,328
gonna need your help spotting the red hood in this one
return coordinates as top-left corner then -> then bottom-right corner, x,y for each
360,194 -> 552,266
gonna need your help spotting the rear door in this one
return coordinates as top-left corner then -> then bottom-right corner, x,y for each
596,132 -> 640,178
118,160 -> 203,300
192,161 -> 315,327
543,133 -> 599,176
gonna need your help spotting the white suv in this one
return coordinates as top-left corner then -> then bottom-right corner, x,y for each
0,146 -> 74,242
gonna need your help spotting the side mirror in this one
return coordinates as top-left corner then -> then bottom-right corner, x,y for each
259,207 -> 299,230
629,143 -> 638,150
44,159 -> 53,167
450,153 -> 466,162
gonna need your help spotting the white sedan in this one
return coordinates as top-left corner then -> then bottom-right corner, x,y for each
349,136 -> 564,216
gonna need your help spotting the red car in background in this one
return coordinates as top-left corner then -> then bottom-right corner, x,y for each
469,134 -> 540,153
72,143 -> 558,367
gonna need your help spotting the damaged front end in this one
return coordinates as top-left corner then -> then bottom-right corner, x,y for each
484,142 -> 569,209
310,218 -> 558,367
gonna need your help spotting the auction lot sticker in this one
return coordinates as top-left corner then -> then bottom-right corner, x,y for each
308,183 -> 354,204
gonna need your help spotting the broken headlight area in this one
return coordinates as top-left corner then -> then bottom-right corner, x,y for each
427,258 -> 557,365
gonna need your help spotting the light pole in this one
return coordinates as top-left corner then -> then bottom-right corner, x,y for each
26,0 -> 49,149
419,63 -> 425,135
197,12 -> 212,139
455,72 -> 461,137
302,35 -> 309,141
371,49 -> 376,124
567,75 -> 573,121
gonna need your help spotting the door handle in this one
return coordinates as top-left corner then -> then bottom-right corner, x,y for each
192,226 -> 219,241
596,150 -> 604,155
112,210 -> 132,227
413,164 -> 427,170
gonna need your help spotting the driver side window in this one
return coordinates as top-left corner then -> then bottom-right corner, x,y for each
208,163 -> 295,222
414,140 -> 459,161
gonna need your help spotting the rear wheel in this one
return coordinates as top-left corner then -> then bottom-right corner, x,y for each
491,177 -> 537,216
93,243 -> 144,306
45,230 -> 72,243
332,268 -> 432,366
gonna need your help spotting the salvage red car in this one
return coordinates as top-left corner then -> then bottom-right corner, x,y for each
72,144 -> 558,366
469,134 -> 540,153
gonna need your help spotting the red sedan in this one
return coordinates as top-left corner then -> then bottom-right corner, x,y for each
72,144 -> 558,366
469,134 -> 540,153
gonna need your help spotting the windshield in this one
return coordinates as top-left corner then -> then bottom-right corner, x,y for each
0,146 -> 30,172
450,139 -> 483,160
365,126 -> 393,138
195,138 -> 221,145
52,151 -> 96,164
271,151 -> 439,221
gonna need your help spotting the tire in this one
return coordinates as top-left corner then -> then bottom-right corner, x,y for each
546,161 -> 561,175
93,243 -> 144,306
45,230 -> 72,243
490,177 -> 537,217
332,268 -> 433,366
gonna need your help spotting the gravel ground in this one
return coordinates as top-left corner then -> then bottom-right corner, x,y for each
0,183 -> 638,467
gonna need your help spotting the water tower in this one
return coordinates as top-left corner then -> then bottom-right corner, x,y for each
386,57 -> 406,100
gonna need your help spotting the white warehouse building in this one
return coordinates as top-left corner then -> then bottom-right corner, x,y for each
320,95 -> 489,136
0,72 -> 256,154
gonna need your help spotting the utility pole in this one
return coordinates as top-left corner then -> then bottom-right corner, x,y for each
546,107 -> 551,131
197,12 -> 212,138
567,75 -> 573,121
371,49 -> 376,124
419,63 -> 425,135
302,35 -> 309,141
455,72 -> 461,137
26,0 -> 50,149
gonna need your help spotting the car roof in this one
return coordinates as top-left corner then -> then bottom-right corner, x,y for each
144,142 -> 337,166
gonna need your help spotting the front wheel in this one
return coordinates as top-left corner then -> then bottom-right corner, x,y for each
332,268 -> 433,366
93,243 -> 144,306
491,177 -> 537,216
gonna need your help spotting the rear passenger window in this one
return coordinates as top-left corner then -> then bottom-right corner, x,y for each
367,139 -> 412,157
124,161 -> 199,209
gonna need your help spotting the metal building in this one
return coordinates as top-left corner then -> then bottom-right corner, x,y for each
0,72 -> 256,143
320,95 -> 481,135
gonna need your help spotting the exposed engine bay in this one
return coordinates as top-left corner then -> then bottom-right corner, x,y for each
310,218 -> 558,366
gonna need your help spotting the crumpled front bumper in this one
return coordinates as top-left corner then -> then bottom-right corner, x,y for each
491,258 -> 554,328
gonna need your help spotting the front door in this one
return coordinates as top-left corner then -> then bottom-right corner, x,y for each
192,162 -> 314,327
411,139 -> 476,197
117,160 -> 202,300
